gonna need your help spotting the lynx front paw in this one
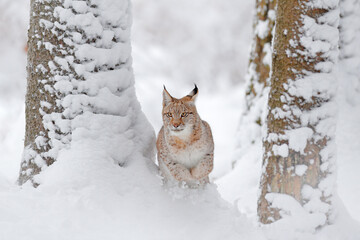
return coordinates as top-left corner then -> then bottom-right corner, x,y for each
190,167 -> 206,180
172,168 -> 195,182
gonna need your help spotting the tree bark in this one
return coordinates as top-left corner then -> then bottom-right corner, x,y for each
245,0 -> 276,111
19,0 -> 152,186
339,0 -> 360,60
232,0 -> 276,169
19,0 -> 69,185
258,0 -> 339,227
338,0 -> 360,105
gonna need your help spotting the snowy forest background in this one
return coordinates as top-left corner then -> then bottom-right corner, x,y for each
0,0 -> 360,239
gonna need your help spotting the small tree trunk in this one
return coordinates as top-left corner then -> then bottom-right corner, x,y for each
232,0 -> 276,168
338,0 -> 360,104
339,0 -> 360,60
245,0 -> 276,110
258,0 -> 339,227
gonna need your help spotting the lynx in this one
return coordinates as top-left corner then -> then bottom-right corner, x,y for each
156,85 -> 214,187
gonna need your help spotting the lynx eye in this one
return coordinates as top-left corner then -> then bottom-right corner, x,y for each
166,113 -> 172,118
181,112 -> 188,118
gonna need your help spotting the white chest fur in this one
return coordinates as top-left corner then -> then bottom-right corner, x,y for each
166,125 -> 209,169
172,144 -> 207,169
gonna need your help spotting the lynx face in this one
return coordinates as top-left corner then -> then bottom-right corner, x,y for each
162,85 -> 198,134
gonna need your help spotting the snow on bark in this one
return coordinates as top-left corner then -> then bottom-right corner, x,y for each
19,0 -> 154,185
338,0 -> 360,105
233,0 -> 276,168
219,0 -> 276,217
258,0 -> 339,230
245,0 -> 276,111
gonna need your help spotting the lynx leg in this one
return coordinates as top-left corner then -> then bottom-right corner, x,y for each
158,151 -> 194,182
190,153 -> 214,180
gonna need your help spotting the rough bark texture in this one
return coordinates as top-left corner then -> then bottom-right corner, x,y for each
232,0 -> 276,169
338,0 -> 360,104
19,0 -> 140,186
258,0 -> 339,225
339,0 -> 360,60
19,0 -> 70,185
245,0 -> 276,111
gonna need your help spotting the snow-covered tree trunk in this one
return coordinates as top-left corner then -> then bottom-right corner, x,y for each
19,0 -> 154,186
245,0 -> 276,108
338,0 -> 360,105
339,0 -> 360,60
232,0 -> 276,167
258,0 -> 339,228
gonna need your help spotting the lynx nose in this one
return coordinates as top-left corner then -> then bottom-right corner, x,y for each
173,123 -> 180,128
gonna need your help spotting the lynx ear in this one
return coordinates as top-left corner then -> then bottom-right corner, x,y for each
163,85 -> 173,106
187,84 -> 198,101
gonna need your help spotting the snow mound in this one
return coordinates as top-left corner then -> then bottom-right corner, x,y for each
0,147 -> 264,240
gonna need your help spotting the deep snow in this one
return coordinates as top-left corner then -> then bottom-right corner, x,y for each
0,0 -> 359,239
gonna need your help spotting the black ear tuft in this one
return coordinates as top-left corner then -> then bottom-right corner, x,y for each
187,84 -> 198,98
163,85 -> 173,106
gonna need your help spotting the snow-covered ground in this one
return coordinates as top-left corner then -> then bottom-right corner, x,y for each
0,0 -> 359,239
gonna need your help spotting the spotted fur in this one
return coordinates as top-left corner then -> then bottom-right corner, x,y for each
156,85 -> 214,187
